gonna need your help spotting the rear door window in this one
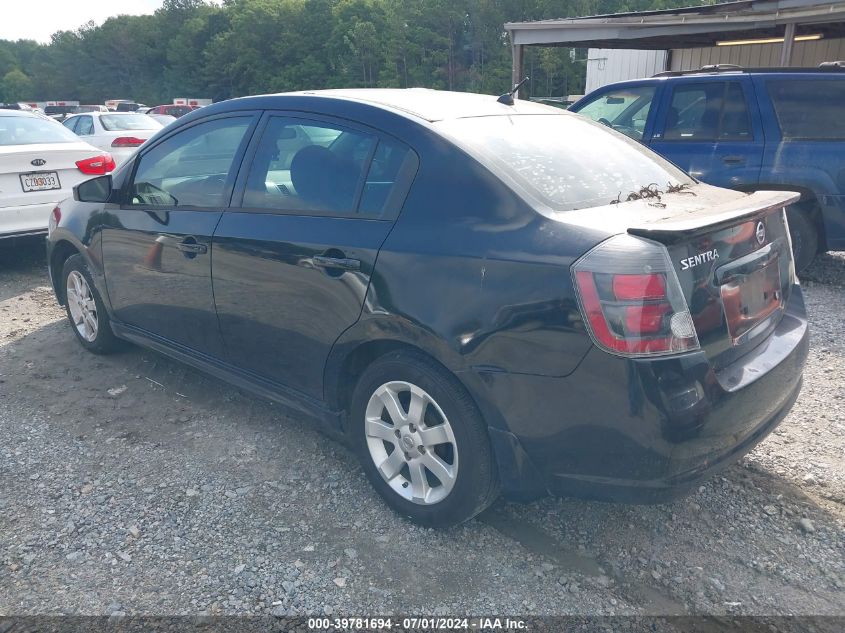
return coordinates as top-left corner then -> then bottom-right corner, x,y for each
766,79 -> 845,140
663,81 -> 752,141
575,85 -> 656,140
242,117 -> 377,216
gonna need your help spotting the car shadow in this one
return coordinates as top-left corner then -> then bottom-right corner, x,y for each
480,457 -> 844,612
0,235 -> 46,270
802,251 -> 845,287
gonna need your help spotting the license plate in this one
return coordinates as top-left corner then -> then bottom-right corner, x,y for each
20,171 -> 61,192
721,259 -> 783,344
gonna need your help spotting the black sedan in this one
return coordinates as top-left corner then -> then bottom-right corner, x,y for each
46,89 -> 809,527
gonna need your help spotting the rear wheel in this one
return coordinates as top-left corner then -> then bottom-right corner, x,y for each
787,205 -> 819,274
62,254 -> 121,354
350,350 -> 498,527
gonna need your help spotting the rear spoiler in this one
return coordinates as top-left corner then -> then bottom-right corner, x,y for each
627,191 -> 801,244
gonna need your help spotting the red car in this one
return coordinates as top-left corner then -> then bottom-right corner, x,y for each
147,104 -> 198,118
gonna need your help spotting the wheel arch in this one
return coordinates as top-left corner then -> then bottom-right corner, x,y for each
49,239 -> 83,305
330,321 -> 550,501
326,333 -> 468,418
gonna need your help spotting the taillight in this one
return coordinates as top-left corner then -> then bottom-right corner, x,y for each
48,206 -> 61,235
111,136 -> 146,147
573,234 -> 699,357
76,154 -> 116,175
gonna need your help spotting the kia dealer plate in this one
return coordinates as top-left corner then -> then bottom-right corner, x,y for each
20,171 -> 61,192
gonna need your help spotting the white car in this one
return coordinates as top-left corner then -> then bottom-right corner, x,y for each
62,112 -> 163,165
0,109 -> 114,239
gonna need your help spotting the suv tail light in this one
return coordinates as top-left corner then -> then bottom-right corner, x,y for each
76,154 -> 116,175
111,136 -> 146,147
573,234 -> 699,357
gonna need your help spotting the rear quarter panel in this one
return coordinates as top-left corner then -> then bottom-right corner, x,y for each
328,130 -> 603,418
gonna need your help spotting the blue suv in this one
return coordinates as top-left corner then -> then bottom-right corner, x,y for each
570,64 -> 845,272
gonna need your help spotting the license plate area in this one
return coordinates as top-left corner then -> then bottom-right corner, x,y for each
720,258 -> 783,345
20,171 -> 61,192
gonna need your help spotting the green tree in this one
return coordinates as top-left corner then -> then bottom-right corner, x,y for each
0,0 -> 699,102
1,68 -> 33,102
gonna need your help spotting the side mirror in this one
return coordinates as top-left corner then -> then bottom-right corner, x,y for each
74,175 -> 113,203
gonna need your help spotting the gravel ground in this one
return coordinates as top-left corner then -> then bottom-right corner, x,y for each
0,237 -> 843,617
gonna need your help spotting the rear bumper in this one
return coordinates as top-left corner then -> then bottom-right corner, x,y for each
0,201 -> 55,237
471,286 -> 809,502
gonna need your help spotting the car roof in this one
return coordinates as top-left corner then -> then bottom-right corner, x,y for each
240,88 -> 562,123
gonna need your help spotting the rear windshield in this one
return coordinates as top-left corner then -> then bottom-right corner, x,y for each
100,114 -> 160,131
766,79 -> 845,140
435,114 -> 692,211
0,114 -> 81,146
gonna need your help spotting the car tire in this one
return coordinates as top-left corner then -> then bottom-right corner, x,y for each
349,350 -> 499,527
62,254 -> 121,354
787,205 -> 819,275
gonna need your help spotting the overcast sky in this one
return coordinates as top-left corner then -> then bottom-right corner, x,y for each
1,0 -> 165,43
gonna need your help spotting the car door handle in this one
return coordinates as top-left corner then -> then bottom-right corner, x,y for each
312,255 -> 361,271
177,241 -> 207,254
722,155 -> 745,165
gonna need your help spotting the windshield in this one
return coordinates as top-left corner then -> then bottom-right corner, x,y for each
0,114 -> 81,146
101,113 -> 161,131
435,114 -> 692,211
574,85 -> 657,141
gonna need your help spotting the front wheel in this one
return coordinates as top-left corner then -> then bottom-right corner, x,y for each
350,350 -> 498,527
62,254 -> 122,354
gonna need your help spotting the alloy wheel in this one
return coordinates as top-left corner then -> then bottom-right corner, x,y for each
365,381 -> 459,505
66,270 -> 99,342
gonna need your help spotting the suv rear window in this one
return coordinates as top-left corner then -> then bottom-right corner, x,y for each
766,79 -> 845,140
436,114 -> 692,211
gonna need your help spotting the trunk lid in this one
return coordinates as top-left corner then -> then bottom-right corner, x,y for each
562,185 -> 799,365
0,142 -> 104,208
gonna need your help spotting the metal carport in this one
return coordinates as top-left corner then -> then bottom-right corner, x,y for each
505,0 -> 845,94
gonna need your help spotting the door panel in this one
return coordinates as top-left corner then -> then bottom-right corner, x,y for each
212,115 -> 416,398
650,79 -> 763,189
212,214 -> 393,397
102,209 -> 225,354
102,114 -> 257,357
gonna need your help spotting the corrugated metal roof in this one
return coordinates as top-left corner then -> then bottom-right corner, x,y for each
505,0 -> 845,50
